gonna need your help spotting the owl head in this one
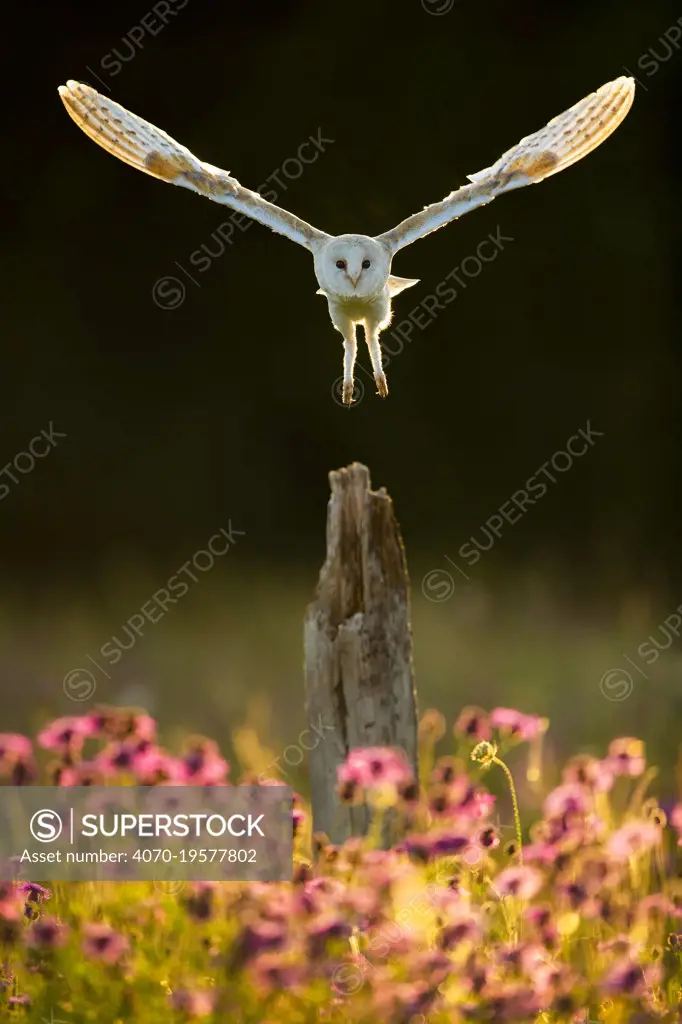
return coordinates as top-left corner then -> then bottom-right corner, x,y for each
314,235 -> 391,300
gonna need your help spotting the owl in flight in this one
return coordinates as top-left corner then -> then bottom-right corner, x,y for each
59,77 -> 634,405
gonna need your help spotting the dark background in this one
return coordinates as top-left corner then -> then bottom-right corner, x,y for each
1,0 -> 681,779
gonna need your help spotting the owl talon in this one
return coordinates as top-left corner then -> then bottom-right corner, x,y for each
375,375 -> 388,398
342,381 -> 354,406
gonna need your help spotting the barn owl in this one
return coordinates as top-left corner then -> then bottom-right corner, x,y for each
59,77 -> 634,405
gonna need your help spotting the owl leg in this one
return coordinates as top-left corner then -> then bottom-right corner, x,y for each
329,306 -> 358,405
364,322 -> 388,398
341,332 -> 358,406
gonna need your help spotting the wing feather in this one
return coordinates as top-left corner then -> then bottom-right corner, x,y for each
58,81 -> 330,253
378,77 -> 635,254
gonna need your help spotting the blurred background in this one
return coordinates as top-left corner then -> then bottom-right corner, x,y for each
2,0 -> 681,792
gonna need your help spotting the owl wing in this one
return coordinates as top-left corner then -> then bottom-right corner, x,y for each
58,81 -> 331,253
377,77 -> 635,254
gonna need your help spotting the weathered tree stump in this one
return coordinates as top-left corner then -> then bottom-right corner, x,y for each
304,462 -> 419,844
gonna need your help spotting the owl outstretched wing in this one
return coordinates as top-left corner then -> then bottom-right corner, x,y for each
377,76 -> 635,254
58,81 -> 331,253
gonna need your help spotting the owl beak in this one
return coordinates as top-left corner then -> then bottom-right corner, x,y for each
347,272 -> 360,288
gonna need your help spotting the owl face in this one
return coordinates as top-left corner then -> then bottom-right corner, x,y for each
314,235 -> 390,300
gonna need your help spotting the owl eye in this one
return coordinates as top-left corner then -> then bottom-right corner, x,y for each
362,259 -> 371,269
335,259 -> 346,270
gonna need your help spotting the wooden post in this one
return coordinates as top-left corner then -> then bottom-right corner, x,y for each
304,462 -> 419,844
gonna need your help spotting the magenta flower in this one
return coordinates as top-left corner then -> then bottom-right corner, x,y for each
136,749 -> 185,784
490,707 -> 548,741
494,865 -> 543,900
522,841 -> 559,865
401,834 -> 435,863
607,821 -> 661,862
373,980 -> 436,1019
337,747 -> 414,789
439,907 -> 481,948
91,707 -> 156,742
605,737 -> 646,778
562,753 -> 614,792
473,824 -> 500,852
636,893 -> 682,921
0,733 -> 35,784
180,739 -> 229,785
482,981 -> 544,1019
249,953 -> 303,992
237,918 -> 288,960
602,958 -> 660,996
82,923 -> 129,964
430,830 -> 472,857
0,883 -> 23,919
543,782 -> 590,819
96,738 -> 168,778
26,916 -> 70,949
37,715 -> 99,753
0,734 -> 32,763
419,708 -> 447,743
524,904 -> 553,929
18,882 -> 50,919
18,882 -> 50,904
454,706 -> 492,742
126,711 -> 156,741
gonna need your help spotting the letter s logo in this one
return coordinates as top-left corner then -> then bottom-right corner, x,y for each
30,809 -> 63,842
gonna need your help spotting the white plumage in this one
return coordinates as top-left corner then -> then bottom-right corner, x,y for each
59,77 -> 635,405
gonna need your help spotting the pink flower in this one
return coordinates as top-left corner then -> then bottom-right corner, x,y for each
238,918 -> 288,960
37,715 -> 99,753
180,739 -> 229,785
0,734 -> 32,762
562,753 -> 614,792
337,747 -> 414,789
454,706 -> 491,742
489,707 -> 548,742
95,708 -> 157,741
494,866 -> 543,901
419,709 -> 446,743
607,821 -> 661,862
636,893 -> 682,920
522,842 -> 560,866
605,737 -> 646,778
0,882 -> 23,918
543,783 -> 590,819
249,953 -> 303,992
439,906 -> 482,948
95,739 -> 169,778
602,958 -> 661,996
0,733 -> 34,784
82,923 -> 129,964
26,916 -> 70,949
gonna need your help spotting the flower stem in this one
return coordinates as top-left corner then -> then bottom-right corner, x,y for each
493,756 -> 523,864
